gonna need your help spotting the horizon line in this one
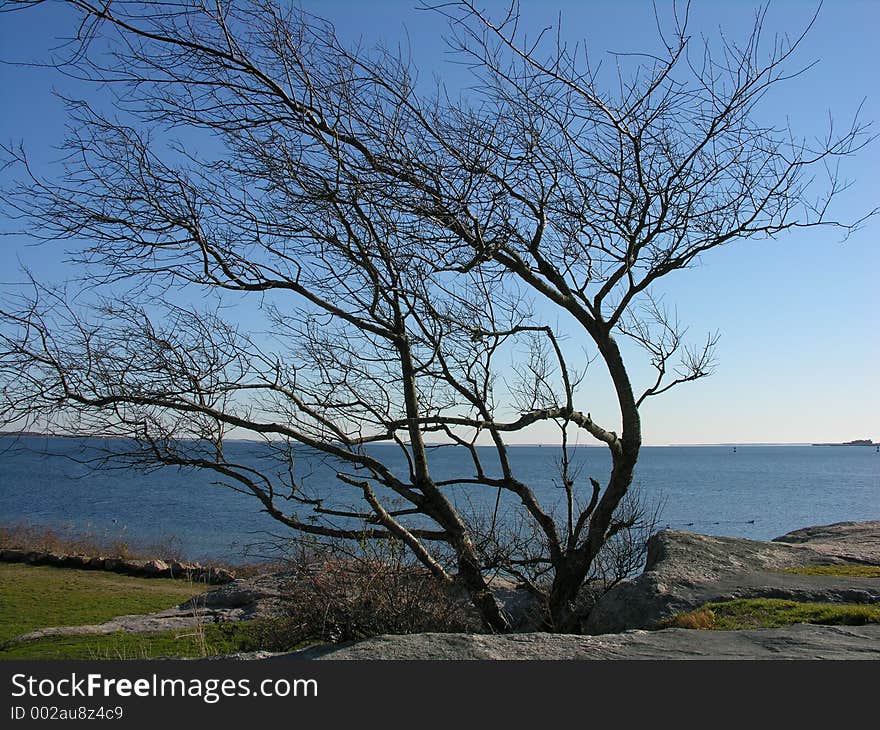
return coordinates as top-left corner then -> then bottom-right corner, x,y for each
4,432 -> 877,448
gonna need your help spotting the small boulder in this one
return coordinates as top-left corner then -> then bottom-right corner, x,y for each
63,554 -> 90,568
208,567 -> 236,584
120,559 -> 148,575
142,558 -> 170,577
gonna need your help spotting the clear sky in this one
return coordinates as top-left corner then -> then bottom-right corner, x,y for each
0,1 -> 877,445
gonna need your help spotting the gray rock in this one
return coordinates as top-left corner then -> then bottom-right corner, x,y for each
584,521 -> 880,634
10,608 -> 223,643
179,572 -> 290,615
277,625 -> 880,660
773,521 -> 880,564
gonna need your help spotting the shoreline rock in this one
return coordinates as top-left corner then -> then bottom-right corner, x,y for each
0,547 -> 235,584
583,521 -> 880,634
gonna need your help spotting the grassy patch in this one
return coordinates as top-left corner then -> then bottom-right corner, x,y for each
0,563 -> 210,644
0,621 -> 301,660
661,598 -> 880,630
0,562 -> 310,659
782,564 -> 880,578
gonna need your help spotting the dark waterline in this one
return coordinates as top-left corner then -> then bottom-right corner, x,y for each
0,436 -> 877,562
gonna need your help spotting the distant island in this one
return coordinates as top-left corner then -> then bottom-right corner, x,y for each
811,439 -> 876,447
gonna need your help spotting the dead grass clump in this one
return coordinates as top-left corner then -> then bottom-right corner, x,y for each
0,522 -> 178,561
659,607 -> 716,630
247,539 -> 482,647
0,522 -> 264,577
285,558 -> 480,644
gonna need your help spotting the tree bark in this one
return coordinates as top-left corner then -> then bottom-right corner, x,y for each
545,330 -> 642,632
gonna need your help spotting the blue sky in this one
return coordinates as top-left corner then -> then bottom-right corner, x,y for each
0,1 -> 877,445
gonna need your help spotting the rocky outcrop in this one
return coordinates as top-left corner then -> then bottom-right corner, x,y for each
773,522 -> 880,564
277,624 -> 880,660
0,547 -> 235,584
176,572 -> 292,618
583,521 -> 880,634
10,608 -> 216,643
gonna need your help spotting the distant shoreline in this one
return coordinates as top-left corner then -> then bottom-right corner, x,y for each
811,439 -> 877,447
2,432 -> 876,448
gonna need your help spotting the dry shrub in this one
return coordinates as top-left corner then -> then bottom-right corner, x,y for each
245,538 -> 482,648
660,608 -> 716,630
0,521 -> 263,577
0,522 -> 141,558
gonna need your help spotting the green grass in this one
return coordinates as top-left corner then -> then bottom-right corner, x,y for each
0,622 -> 290,660
0,563 -> 210,645
782,564 -> 880,578
0,563 -> 309,660
661,598 -> 880,630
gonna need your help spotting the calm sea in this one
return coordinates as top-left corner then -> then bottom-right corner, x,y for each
0,436 -> 877,562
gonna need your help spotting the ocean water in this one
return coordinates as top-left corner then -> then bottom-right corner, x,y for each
0,436 -> 877,562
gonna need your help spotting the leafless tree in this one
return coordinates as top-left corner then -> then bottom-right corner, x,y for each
0,0 -> 872,631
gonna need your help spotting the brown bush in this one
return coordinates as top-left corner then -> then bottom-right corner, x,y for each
659,608 -> 716,630
0,521 -> 268,577
240,539 -> 482,647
